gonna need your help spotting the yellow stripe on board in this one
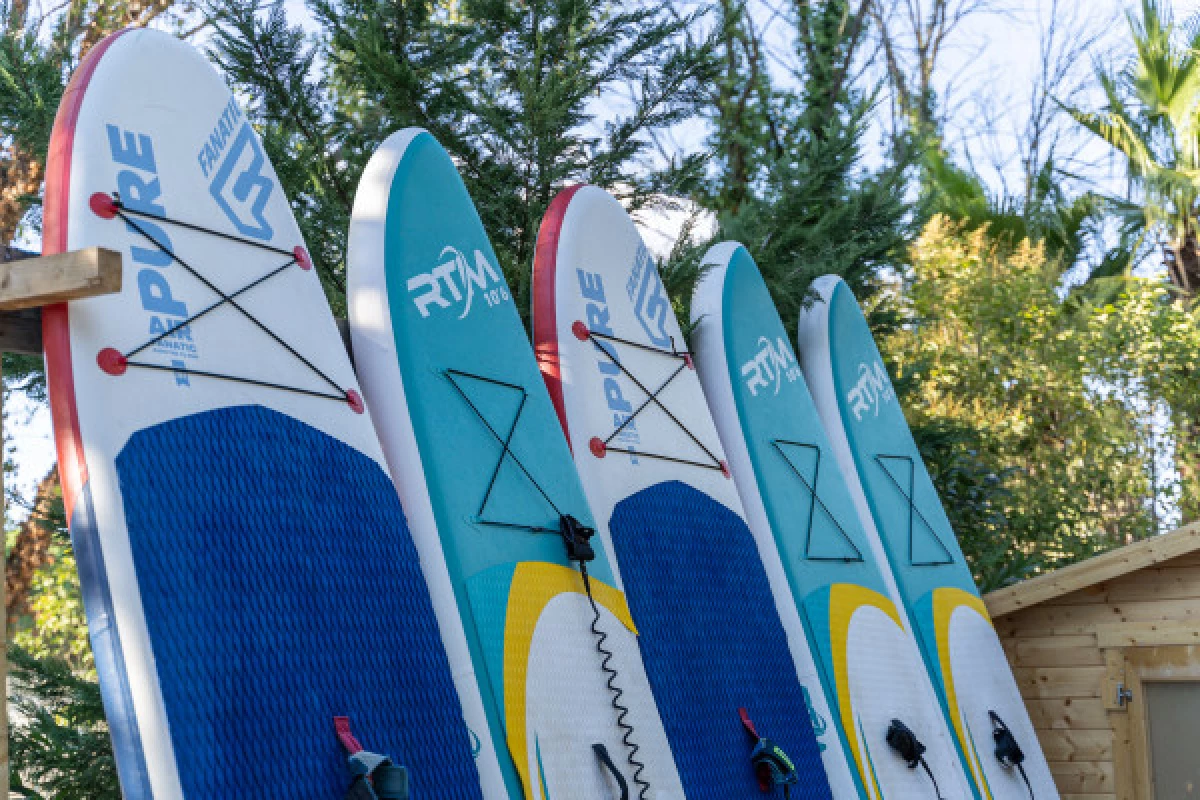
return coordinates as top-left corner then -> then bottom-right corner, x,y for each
932,587 -> 994,800
828,583 -> 905,800
502,562 -> 636,799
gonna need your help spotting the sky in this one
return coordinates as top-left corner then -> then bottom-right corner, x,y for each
7,0 -> 1200,519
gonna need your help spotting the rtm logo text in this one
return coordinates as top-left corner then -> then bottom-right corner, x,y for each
846,360 -> 895,420
741,335 -> 800,397
409,246 -> 509,319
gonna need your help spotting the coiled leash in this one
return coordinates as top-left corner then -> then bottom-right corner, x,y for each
739,708 -> 800,798
334,716 -> 410,800
990,711 -> 1034,799
886,719 -> 945,800
560,515 -> 650,800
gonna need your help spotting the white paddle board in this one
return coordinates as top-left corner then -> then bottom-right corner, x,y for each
43,29 -> 486,799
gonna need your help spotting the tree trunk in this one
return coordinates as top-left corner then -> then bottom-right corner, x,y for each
5,467 -> 61,632
0,148 -> 43,246
1169,233 -> 1200,297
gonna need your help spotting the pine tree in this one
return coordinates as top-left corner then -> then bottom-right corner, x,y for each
698,0 -> 910,335
209,0 -> 714,323
9,646 -> 117,800
207,0 -> 474,312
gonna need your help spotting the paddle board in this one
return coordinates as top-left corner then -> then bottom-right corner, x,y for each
533,185 -> 837,800
43,29 -> 486,799
796,276 -> 1058,800
348,129 -> 685,800
691,243 -> 973,800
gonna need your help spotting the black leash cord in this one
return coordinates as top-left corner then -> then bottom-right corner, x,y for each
919,757 -> 946,800
441,368 -> 652,800
576,555 -> 650,800
1016,763 -> 1034,800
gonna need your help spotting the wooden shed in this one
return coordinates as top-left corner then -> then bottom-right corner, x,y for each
984,522 -> 1200,800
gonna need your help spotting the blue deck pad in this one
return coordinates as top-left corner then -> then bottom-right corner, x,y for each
608,480 -> 833,800
114,405 -> 484,799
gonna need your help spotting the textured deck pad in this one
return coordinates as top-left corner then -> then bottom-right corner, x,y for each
533,185 -> 835,800
797,276 -> 1059,800
113,406 -> 480,797
691,244 -> 972,800
43,30 -> 482,799
610,481 -> 829,799
348,130 -> 685,800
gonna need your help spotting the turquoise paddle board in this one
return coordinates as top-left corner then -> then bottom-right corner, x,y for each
348,130 -> 685,800
692,243 -> 973,800
797,276 -> 1058,800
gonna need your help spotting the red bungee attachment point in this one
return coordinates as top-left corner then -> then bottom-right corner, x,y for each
572,320 -> 590,341
683,353 -> 695,370
96,348 -> 127,376
589,437 -> 607,458
720,460 -> 731,479
294,246 -> 312,271
346,389 -> 365,414
89,193 -> 117,219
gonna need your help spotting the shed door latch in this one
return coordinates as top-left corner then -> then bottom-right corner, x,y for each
1116,683 -> 1134,707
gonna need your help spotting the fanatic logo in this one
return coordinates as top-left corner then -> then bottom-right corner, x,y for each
846,360 -> 895,420
625,244 -> 672,348
408,246 -> 508,319
207,122 -> 275,241
741,335 -> 800,396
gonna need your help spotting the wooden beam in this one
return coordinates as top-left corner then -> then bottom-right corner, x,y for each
0,308 -> 45,356
1096,622 -> 1200,649
0,247 -> 121,311
985,522 -> 1200,618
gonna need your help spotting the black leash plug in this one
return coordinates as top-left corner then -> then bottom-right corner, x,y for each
560,514 -> 597,563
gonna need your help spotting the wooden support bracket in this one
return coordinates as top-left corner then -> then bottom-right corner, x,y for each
0,247 -> 121,311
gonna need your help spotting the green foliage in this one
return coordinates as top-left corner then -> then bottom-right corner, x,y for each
0,20 -> 66,159
11,549 -> 92,673
9,646 -> 117,800
885,217 -> 1200,588
715,116 -> 909,338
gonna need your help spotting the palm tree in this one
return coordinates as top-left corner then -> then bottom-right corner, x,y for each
1069,0 -> 1200,297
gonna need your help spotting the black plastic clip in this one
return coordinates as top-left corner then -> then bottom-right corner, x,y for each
886,718 -> 926,768
560,514 -> 596,563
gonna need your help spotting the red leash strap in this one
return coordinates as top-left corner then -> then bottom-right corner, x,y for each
738,707 -> 760,739
334,716 -> 364,754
